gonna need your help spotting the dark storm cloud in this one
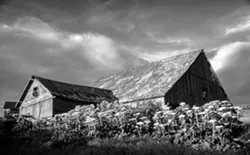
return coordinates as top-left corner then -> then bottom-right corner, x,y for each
0,0 -> 8,6
0,0 -> 250,116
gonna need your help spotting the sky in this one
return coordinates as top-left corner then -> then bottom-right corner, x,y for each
0,0 -> 250,116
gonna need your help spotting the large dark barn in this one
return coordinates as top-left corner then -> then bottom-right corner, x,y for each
96,50 -> 229,108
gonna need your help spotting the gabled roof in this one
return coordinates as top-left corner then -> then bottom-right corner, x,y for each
17,76 -> 118,107
3,101 -> 17,109
95,50 -> 204,102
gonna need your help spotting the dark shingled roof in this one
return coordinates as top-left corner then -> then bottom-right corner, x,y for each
18,76 -> 117,103
95,50 -> 203,103
32,76 -> 118,103
3,101 -> 17,109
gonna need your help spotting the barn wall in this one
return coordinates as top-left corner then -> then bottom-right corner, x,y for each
19,79 -> 53,119
3,108 -> 18,117
53,97 -> 97,115
165,53 -> 228,108
122,97 -> 165,107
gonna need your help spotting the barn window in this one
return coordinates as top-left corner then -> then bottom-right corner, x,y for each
202,87 -> 208,100
32,87 -> 39,97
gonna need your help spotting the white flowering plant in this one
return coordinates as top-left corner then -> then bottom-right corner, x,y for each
17,99 -> 248,152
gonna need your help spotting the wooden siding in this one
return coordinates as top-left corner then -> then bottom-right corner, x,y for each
122,97 -> 165,107
53,97 -> 98,115
19,79 -> 53,119
165,53 -> 228,108
3,109 -> 18,118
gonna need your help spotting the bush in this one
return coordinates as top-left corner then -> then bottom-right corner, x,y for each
3,100 -> 249,154
0,118 -> 16,143
29,100 -> 248,152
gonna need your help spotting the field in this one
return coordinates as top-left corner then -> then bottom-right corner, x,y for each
1,100 -> 250,155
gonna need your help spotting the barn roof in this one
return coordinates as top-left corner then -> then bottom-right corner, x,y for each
33,76 -> 118,102
17,76 -> 118,107
95,50 -> 204,102
3,101 -> 17,109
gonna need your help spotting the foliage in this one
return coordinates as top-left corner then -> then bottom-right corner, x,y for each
27,100 -> 249,152
0,118 -> 16,143
12,116 -> 34,136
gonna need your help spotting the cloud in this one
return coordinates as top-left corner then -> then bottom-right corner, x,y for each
0,17 -> 63,44
210,42 -> 243,71
219,6 -> 250,37
1,0 -> 250,115
13,17 -> 63,41
210,42 -> 250,106
225,16 -> 250,35
63,33 -> 121,69
123,45 -> 191,62
1,16 -> 134,70
145,31 -> 191,45
0,16 -> 149,116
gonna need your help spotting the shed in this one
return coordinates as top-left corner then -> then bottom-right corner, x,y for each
96,49 -> 229,108
3,101 -> 18,117
16,76 -> 118,119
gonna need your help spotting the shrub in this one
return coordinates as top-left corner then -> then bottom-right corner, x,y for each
29,100 -> 248,152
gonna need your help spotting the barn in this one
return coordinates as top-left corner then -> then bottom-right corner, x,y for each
96,49 -> 229,108
16,76 -> 118,119
3,101 -> 18,117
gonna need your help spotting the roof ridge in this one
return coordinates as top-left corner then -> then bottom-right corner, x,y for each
32,75 -> 112,91
96,49 -> 203,83
159,49 -> 203,62
29,75 -> 118,103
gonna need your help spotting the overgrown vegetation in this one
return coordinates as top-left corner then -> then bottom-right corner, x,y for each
1,100 -> 250,155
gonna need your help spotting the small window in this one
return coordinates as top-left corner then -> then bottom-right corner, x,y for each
202,87 -> 208,100
32,87 -> 39,97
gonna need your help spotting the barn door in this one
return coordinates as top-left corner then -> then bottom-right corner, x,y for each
33,104 -> 40,119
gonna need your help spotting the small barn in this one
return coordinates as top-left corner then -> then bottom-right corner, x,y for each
16,76 -> 118,119
3,101 -> 18,117
96,50 -> 229,108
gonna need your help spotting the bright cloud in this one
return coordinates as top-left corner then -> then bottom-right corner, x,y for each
214,42 -> 250,106
12,17 -> 63,42
69,33 -> 120,69
155,37 -> 191,45
225,16 -> 250,35
1,17 -> 123,70
62,33 -> 121,69
145,31 -> 191,45
127,46 -> 191,62
210,42 -> 250,71
0,24 -> 11,31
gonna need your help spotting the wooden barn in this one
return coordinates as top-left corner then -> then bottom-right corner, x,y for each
96,49 -> 229,108
16,76 -> 118,119
3,101 -> 18,117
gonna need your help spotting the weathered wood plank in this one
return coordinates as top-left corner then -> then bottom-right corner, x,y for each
165,53 -> 228,108
53,97 -> 97,115
19,79 -> 53,119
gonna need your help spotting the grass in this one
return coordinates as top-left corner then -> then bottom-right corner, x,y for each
0,136 -> 249,155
